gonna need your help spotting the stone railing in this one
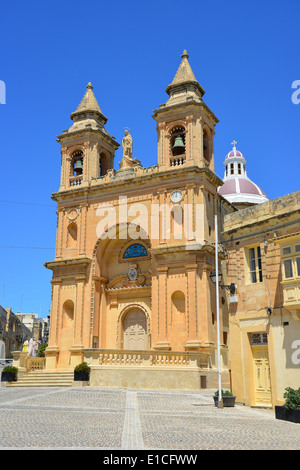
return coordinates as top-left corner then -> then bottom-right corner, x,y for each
26,357 -> 46,372
12,352 -> 45,372
170,154 -> 186,167
69,175 -> 83,187
83,349 -> 210,369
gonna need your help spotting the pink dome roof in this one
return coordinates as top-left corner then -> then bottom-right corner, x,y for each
225,148 -> 244,160
218,177 -> 267,198
219,141 -> 268,206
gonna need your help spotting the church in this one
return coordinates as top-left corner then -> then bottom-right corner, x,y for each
43,50 -> 235,390
40,50 -> 300,404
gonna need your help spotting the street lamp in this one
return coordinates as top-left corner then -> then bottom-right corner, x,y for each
209,271 -> 236,295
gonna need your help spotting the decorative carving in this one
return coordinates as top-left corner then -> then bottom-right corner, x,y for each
106,265 -> 149,290
66,207 -> 79,222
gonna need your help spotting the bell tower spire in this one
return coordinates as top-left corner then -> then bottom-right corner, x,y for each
152,50 -> 218,172
57,82 -> 119,191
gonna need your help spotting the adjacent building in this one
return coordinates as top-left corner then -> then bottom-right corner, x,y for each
222,191 -> 300,407
0,306 -> 31,358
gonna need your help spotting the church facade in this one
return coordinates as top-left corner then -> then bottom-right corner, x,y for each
44,51 -> 234,389
43,51 -> 300,402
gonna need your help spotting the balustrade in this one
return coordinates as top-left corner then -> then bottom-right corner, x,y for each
26,357 -> 45,372
84,349 -> 210,369
170,155 -> 186,166
69,175 -> 83,186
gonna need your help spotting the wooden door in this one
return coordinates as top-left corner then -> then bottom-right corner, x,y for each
123,309 -> 147,350
252,346 -> 272,406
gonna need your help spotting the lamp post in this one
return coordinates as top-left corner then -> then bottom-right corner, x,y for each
210,216 -> 237,408
214,215 -> 223,408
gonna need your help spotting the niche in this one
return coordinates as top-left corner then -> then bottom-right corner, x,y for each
62,300 -> 74,329
67,222 -> 77,248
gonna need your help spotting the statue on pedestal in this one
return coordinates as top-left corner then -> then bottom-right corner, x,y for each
120,130 -> 134,170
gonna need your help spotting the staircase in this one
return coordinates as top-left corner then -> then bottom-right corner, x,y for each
4,370 -> 74,388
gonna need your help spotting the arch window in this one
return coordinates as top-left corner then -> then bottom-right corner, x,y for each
169,126 -> 186,166
203,128 -> 211,163
70,150 -> 83,186
123,243 -> 148,259
99,152 -> 110,177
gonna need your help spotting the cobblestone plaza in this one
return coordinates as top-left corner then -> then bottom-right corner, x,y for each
0,387 -> 299,450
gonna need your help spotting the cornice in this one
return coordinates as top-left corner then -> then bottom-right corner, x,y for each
56,127 -> 120,149
152,99 -> 219,125
44,257 -> 92,270
51,165 -> 224,203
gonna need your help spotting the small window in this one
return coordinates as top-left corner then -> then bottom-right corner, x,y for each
283,259 -> 293,278
281,242 -> 300,280
246,246 -> 263,284
238,163 -> 241,174
230,163 -> 234,175
296,257 -> 300,276
250,332 -> 268,345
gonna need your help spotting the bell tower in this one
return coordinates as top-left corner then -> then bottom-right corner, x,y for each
153,50 -> 218,172
57,82 -> 119,191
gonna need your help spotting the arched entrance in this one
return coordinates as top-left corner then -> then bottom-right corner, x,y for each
123,308 -> 147,350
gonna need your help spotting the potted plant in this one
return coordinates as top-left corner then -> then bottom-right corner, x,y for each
74,362 -> 91,381
1,366 -> 18,382
275,387 -> 300,423
214,389 -> 236,407
38,343 -> 48,357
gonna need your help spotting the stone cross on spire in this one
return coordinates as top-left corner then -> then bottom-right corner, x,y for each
231,140 -> 237,149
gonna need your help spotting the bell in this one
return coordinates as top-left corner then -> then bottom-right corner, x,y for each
74,159 -> 83,174
172,136 -> 185,155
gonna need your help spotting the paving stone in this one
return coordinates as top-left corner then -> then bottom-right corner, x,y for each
0,387 -> 299,450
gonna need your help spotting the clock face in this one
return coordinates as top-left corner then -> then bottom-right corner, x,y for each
171,190 -> 183,203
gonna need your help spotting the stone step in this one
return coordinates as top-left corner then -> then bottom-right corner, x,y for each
5,371 -> 74,388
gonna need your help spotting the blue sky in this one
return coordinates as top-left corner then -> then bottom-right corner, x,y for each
0,0 -> 299,317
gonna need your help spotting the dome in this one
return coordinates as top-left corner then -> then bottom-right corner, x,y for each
225,148 -> 244,160
218,177 -> 268,205
218,141 -> 268,208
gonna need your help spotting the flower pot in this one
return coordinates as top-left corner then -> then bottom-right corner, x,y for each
275,406 -> 300,424
1,371 -> 17,382
214,395 -> 236,407
74,370 -> 90,381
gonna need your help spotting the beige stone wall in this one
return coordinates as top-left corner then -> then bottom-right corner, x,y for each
223,191 -> 300,406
